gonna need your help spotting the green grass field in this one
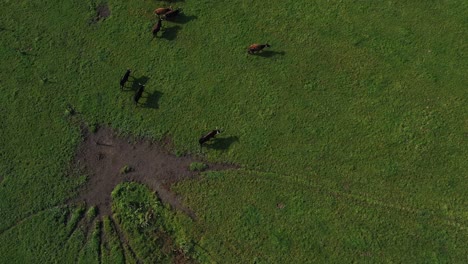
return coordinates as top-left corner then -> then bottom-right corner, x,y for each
1,0 -> 467,262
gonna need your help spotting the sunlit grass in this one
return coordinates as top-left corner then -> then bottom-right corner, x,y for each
0,0 -> 467,262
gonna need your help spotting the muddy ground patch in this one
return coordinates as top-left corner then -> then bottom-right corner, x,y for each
70,126 -> 237,219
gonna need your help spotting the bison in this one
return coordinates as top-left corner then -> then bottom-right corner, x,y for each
120,69 -> 131,90
248,43 -> 270,54
134,83 -> 145,105
154,6 -> 172,16
199,129 -> 222,148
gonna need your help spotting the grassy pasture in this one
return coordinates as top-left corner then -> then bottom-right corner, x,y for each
0,0 -> 467,262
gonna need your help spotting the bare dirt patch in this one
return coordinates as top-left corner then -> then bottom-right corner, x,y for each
90,4 -> 111,24
70,126 -> 236,219
276,203 -> 285,209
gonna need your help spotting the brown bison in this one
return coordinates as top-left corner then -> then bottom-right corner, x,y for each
248,43 -> 270,54
152,18 -> 163,37
154,6 -> 172,16
120,69 -> 131,90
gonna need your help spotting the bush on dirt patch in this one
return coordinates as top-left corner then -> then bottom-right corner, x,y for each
119,165 -> 133,174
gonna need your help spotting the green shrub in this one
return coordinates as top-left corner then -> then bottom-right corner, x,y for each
119,165 -> 133,174
189,162 -> 207,172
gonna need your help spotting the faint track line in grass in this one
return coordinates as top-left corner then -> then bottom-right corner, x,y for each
225,238 -> 273,264
223,239 -> 245,262
196,236 -> 271,263
97,220 -> 102,264
109,217 -> 127,264
63,207 -> 71,227
65,205 -> 86,241
99,225 -> 109,263
75,217 -> 95,263
100,220 -> 110,264
63,223 -> 84,252
444,220 -> 468,231
109,215 -> 141,264
240,169 -> 468,232
193,243 -> 221,263
59,206 -> 78,252
0,205 -> 64,237
196,227 -> 272,263
102,216 -> 127,264
53,205 -> 87,261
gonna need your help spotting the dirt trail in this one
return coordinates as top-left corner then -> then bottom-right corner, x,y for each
70,126 -> 236,219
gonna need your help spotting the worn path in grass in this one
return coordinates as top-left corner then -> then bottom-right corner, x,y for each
70,126 -> 237,219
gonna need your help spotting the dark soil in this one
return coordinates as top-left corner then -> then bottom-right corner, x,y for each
97,5 -> 111,18
91,4 -> 111,23
70,126 -> 236,219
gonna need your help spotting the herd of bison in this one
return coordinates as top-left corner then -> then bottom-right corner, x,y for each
118,4 -> 272,150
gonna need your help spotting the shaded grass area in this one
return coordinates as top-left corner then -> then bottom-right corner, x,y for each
0,0 -> 467,262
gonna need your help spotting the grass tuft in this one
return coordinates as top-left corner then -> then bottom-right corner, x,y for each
119,165 -> 133,174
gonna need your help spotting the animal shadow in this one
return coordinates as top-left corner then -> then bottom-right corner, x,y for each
257,50 -> 286,58
0,26 -> 13,32
130,76 -> 150,91
206,136 -> 239,150
143,91 -> 163,109
166,14 -> 197,24
161,25 -> 182,41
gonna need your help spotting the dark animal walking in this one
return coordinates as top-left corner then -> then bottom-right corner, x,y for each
248,43 -> 270,54
163,9 -> 181,20
120,69 -> 131,89
154,6 -> 172,16
199,129 -> 222,148
152,19 -> 163,37
134,83 -> 145,105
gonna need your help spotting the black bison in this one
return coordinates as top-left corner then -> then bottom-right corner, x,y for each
120,69 -> 131,89
248,43 -> 270,54
199,129 -> 221,147
134,83 -> 145,105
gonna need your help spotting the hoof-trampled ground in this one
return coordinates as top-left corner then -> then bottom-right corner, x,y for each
71,126 -> 237,219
